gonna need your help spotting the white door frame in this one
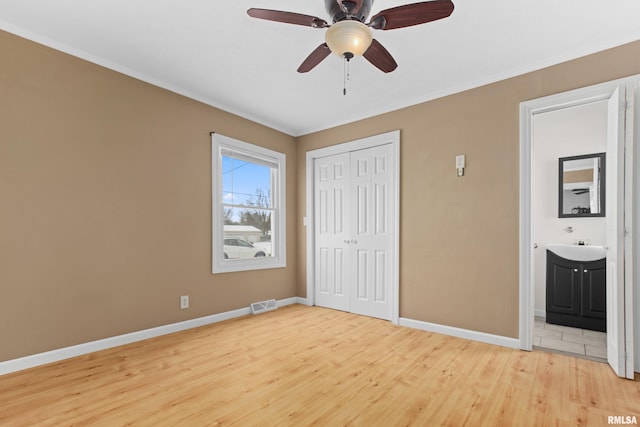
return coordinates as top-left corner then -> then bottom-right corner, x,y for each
305,130 -> 400,324
519,76 -> 637,378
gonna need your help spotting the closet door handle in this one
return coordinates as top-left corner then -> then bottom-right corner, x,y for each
584,269 -> 588,273
573,269 -> 579,272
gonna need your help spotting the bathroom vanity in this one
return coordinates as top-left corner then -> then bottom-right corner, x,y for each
546,245 -> 606,332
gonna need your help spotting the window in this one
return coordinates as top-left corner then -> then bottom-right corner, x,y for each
211,133 -> 286,273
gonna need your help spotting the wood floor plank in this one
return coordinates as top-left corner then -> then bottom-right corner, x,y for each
1,304 -> 638,426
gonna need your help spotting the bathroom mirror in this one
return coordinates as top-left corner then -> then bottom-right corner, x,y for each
558,152 -> 605,218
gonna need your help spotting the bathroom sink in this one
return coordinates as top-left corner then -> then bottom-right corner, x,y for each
546,244 -> 606,262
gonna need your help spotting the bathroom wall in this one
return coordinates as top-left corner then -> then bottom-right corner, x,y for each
532,101 -> 608,316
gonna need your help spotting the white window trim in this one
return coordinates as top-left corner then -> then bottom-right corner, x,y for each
211,133 -> 286,273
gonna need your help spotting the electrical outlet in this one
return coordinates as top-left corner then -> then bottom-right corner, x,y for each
180,295 -> 189,309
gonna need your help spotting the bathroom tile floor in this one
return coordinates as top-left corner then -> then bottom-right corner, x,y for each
533,316 -> 607,362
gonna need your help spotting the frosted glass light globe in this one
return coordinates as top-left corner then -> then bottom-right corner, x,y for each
325,20 -> 373,57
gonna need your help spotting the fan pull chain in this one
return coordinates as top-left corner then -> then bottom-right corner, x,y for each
343,56 -> 347,96
343,54 -> 352,96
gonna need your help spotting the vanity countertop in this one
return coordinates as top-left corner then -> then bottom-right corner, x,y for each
546,244 -> 606,262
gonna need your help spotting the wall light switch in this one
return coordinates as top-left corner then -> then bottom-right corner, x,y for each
456,155 -> 465,177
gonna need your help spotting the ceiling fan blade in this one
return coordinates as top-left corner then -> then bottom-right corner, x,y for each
369,0 -> 454,30
247,8 -> 328,28
363,39 -> 398,73
297,43 -> 332,73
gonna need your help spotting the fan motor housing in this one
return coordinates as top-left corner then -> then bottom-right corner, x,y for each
325,0 -> 373,23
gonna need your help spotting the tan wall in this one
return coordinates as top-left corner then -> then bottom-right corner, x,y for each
296,40 -> 640,338
0,30 -> 298,362
564,169 -> 594,184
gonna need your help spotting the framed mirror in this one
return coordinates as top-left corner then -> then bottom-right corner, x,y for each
558,152 -> 605,218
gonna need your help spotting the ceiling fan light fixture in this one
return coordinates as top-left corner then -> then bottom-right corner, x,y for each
325,20 -> 372,57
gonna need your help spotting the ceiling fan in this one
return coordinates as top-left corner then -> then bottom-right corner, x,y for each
247,0 -> 455,73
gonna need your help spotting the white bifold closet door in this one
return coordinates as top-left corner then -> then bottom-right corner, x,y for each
314,143 -> 394,320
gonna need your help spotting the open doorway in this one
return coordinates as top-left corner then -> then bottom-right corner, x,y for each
532,101 -> 608,361
519,76 -> 638,379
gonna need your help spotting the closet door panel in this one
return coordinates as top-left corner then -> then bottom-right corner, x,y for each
350,144 -> 393,320
314,153 -> 350,312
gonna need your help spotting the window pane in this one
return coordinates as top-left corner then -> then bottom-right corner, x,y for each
223,208 -> 274,259
222,156 -> 272,208
212,133 -> 285,273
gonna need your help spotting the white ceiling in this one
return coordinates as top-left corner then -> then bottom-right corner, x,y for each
1,0 -> 640,136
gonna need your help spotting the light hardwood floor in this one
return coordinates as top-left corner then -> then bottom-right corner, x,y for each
1,304 -> 638,426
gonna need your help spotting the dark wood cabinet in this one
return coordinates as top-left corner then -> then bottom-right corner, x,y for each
546,250 -> 606,332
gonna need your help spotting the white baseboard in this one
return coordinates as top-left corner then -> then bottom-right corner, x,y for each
292,297 -> 311,306
0,297 -> 304,377
534,309 -> 546,319
276,296 -> 306,307
399,317 -> 520,349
